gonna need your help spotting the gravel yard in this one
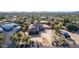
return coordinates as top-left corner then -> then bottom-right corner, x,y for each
30,24 -> 55,47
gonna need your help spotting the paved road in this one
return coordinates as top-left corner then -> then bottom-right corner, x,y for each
2,28 -> 18,48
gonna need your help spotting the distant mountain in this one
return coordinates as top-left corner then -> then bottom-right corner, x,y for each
0,11 -> 79,16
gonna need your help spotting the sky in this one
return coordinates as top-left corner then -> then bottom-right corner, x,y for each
0,0 -> 79,12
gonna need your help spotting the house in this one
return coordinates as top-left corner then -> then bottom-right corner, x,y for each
28,24 -> 45,36
34,24 -> 45,32
28,24 -> 39,35
0,23 -> 20,32
28,28 -> 39,35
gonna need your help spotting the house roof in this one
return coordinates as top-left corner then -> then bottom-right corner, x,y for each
0,23 -> 20,32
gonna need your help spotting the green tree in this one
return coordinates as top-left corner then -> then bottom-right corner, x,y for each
0,33 -> 3,47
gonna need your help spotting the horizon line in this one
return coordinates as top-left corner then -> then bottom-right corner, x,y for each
0,11 -> 79,13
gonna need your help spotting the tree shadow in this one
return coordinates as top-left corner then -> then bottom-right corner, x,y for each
66,37 -> 76,45
31,34 -> 41,38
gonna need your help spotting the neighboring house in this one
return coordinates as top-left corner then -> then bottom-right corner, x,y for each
0,28 -> 3,32
0,23 -> 20,32
39,20 -> 49,24
40,16 -> 47,20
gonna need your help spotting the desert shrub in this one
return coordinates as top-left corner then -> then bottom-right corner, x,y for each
67,24 -> 79,32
